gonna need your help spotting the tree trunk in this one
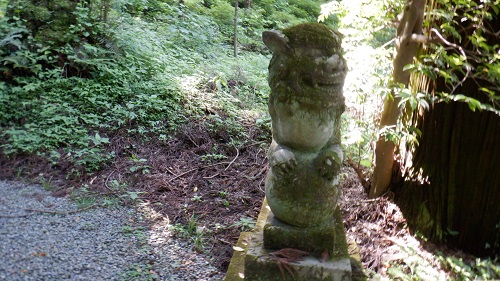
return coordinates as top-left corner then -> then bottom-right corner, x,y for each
370,0 -> 425,198
233,0 -> 238,58
101,0 -> 111,23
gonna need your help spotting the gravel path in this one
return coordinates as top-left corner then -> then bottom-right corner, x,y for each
0,181 -> 224,281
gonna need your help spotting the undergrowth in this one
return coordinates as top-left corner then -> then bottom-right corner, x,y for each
1,0 -> 497,279
0,0 -> 276,176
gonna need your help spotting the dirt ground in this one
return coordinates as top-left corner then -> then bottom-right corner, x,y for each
0,117 -> 490,279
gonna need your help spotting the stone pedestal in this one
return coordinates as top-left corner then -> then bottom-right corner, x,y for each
225,199 -> 352,281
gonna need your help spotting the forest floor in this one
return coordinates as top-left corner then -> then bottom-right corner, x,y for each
0,118 -> 493,280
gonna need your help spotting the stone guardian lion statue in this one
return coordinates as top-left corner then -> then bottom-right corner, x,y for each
263,23 -> 347,228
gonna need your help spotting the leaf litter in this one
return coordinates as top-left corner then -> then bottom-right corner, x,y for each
0,117 -> 497,279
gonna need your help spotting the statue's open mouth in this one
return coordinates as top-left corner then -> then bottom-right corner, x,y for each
302,71 -> 346,91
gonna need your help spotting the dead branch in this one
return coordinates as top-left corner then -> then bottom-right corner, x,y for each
347,158 -> 370,191
224,145 -> 240,171
168,162 -> 230,182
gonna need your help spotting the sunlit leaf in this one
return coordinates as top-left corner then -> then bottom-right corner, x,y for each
360,159 -> 372,168
438,70 -> 451,79
387,266 -> 409,280
467,98 -> 481,112
403,64 -> 416,71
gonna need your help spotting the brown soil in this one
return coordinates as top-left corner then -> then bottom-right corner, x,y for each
0,116 -> 269,271
0,116 -> 491,278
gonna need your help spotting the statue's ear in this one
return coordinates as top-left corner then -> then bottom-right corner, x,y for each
262,30 -> 291,54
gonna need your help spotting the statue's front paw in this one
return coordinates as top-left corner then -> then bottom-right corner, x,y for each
315,152 -> 341,181
270,149 -> 297,177
317,158 -> 338,181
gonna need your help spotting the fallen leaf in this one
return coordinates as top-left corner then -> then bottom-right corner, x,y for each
269,248 -> 309,262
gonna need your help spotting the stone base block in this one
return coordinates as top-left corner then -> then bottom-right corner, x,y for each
239,198 -> 351,281
244,226 -> 351,281
264,206 -> 348,257
224,232 -> 366,281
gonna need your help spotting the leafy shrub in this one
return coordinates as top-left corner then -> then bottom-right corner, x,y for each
267,10 -> 304,27
239,8 -> 266,38
0,0 -> 277,177
0,5 -> 189,173
1,1 -> 110,80
288,0 -> 320,20
209,0 -> 234,26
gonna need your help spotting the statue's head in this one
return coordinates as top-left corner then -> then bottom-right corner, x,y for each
263,23 -> 347,108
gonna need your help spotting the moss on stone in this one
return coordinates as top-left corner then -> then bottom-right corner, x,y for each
223,232 -> 251,281
244,203 -> 351,281
282,23 -> 342,50
263,207 -> 349,259
266,23 -> 346,111
265,154 -> 341,227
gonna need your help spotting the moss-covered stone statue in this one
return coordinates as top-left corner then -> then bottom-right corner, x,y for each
225,23 -> 351,281
263,23 -> 346,228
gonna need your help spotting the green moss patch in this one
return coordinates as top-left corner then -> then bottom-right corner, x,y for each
283,23 -> 342,50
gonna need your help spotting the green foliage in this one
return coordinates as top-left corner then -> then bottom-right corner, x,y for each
437,92 -> 500,113
370,243 -> 500,281
318,0 -> 401,47
201,153 -> 227,162
379,124 -> 422,147
408,0 -> 500,115
331,0 -> 397,169
2,0 -> 110,78
208,0 -> 234,26
0,0 -> 290,179
68,179 -> 149,208
238,8 -> 266,39
439,256 -> 500,281
121,263 -> 156,281
70,184 -> 99,208
120,191 -> 145,203
129,156 -> 150,174
385,251 -> 442,281
171,214 -> 206,252
230,216 -> 256,231
288,0 -> 320,19
203,0 -> 329,48
0,4 -> 191,175
342,114 -> 373,168
1,0 -> 496,278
